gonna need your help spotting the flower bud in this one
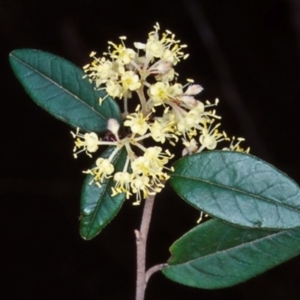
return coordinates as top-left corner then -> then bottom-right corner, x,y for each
107,118 -> 120,138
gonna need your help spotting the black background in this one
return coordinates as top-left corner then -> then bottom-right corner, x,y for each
2,0 -> 300,299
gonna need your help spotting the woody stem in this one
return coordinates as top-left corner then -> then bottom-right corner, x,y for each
135,193 -> 156,300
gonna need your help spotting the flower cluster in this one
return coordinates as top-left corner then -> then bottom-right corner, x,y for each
72,119 -> 173,205
73,23 -> 249,204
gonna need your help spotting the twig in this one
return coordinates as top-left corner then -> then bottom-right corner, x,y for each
145,263 -> 167,284
135,193 -> 156,300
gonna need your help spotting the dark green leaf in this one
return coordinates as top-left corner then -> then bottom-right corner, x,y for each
80,146 -> 127,240
163,219 -> 300,289
170,151 -> 300,229
9,49 -> 122,132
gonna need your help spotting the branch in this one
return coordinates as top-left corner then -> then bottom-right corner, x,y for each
135,193 -> 156,300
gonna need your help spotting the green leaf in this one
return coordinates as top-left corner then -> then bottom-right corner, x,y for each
170,151 -> 300,229
80,146 -> 127,240
9,49 -> 122,132
163,219 -> 300,289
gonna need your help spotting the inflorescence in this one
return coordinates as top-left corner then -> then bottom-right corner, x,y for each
71,23 -> 249,205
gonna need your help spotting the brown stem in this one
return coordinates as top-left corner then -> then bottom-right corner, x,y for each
135,193 -> 156,300
145,263 -> 167,284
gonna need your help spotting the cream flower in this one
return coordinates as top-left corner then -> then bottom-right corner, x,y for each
198,122 -> 229,152
149,119 -> 177,144
107,36 -> 137,64
121,71 -> 141,91
84,158 -> 115,187
78,23 -> 248,204
106,80 -> 124,98
124,110 -> 149,135
148,82 -> 170,105
112,171 -> 133,199
131,175 -> 154,205
71,129 -> 99,158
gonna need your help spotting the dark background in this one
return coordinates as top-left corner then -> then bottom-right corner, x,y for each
2,0 -> 300,299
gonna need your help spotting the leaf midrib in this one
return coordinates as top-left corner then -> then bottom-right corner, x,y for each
82,148 -> 125,238
167,228 -> 285,268
171,173 -> 300,213
10,52 -> 108,121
